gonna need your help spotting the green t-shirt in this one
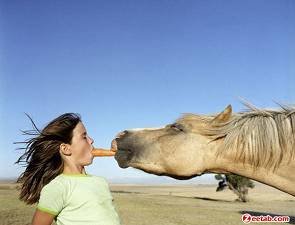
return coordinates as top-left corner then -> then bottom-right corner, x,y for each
37,174 -> 120,225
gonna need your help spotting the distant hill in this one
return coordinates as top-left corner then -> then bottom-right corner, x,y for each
0,178 -> 17,184
0,175 -> 217,185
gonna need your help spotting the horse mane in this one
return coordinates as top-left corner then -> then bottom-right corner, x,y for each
177,104 -> 295,170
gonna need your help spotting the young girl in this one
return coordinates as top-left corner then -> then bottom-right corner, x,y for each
16,113 -> 121,225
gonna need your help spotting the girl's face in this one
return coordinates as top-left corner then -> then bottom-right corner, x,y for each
69,122 -> 94,166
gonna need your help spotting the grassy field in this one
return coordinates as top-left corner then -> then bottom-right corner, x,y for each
0,182 -> 294,225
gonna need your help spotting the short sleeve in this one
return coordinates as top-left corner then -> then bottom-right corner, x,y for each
37,180 -> 65,216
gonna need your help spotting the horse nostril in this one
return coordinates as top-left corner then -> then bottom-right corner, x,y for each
116,130 -> 129,139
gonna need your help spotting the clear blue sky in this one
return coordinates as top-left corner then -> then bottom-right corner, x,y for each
0,0 -> 294,182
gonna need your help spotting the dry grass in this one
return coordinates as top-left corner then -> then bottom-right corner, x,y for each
0,182 -> 294,225
0,185 -> 35,225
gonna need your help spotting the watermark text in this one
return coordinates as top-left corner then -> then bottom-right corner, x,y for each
242,213 -> 290,223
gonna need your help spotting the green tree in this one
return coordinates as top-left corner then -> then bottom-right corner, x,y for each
215,174 -> 255,202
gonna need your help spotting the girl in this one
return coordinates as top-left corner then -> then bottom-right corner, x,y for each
15,113 -> 121,225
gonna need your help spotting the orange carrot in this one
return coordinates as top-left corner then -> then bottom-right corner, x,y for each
92,148 -> 116,157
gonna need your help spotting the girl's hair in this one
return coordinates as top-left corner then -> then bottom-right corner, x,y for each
15,113 -> 81,204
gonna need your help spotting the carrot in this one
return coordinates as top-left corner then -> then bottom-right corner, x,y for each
92,148 -> 116,157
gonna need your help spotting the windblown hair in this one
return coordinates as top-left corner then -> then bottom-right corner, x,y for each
15,113 -> 81,204
177,104 -> 295,171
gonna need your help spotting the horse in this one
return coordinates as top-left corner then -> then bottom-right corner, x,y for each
113,103 -> 295,196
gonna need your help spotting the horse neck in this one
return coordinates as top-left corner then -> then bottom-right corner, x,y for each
207,149 -> 295,196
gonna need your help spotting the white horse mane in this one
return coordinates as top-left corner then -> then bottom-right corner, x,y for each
177,104 -> 295,170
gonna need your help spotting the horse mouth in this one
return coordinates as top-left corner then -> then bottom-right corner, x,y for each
114,148 -> 134,168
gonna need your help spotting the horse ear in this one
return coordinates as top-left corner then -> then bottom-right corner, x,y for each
211,105 -> 232,124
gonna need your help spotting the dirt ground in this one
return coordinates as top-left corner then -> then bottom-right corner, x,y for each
0,182 -> 294,225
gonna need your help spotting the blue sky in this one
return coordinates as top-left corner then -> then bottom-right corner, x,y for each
0,0 -> 294,183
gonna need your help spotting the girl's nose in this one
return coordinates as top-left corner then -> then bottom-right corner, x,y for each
88,136 -> 94,145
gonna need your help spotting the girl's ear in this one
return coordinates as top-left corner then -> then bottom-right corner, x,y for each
60,143 -> 72,156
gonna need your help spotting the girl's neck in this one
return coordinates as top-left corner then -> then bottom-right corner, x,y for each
63,162 -> 85,175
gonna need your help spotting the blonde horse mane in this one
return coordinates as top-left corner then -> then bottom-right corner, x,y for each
177,103 -> 295,170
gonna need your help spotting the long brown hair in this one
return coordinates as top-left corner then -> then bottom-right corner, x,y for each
15,113 -> 81,204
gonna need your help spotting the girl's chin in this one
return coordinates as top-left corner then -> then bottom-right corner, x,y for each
87,158 -> 94,165
82,157 -> 94,166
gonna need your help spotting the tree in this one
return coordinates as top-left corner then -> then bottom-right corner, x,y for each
215,174 -> 255,202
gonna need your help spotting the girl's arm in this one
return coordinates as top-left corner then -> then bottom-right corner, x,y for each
31,209 -> 55,225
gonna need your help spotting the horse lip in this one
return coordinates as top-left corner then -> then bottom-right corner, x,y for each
114,148 -> 133,168
111,138 -> 118,152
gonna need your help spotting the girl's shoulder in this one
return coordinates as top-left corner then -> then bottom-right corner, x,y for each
40,174 -> 67,197
43,174 -> 67,189
45,174 -> 110,187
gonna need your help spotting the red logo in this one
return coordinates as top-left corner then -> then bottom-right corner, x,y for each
242,213 -> 252,224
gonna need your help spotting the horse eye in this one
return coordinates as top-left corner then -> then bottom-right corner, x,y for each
171,124 -> 184,132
